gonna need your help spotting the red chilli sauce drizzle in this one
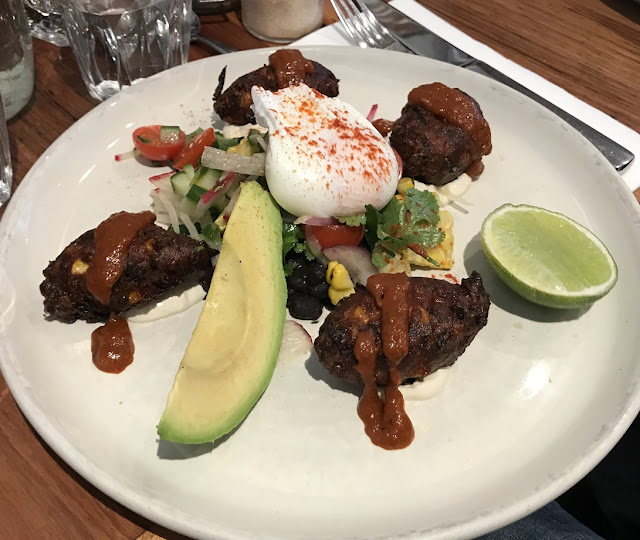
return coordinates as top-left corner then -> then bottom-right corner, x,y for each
372,118 -> 394,138
408,82 -> 492,177
269,49 -> 314,89
86,211 -> 156,373
354,273 -> 415,450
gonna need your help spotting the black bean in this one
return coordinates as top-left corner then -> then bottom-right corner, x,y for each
288,294 -> 323,320
309,281 -> 329,299
308,262 -> 326,284
288,275 -> 306,293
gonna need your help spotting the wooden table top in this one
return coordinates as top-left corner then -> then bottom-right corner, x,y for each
1,1 -> 639,538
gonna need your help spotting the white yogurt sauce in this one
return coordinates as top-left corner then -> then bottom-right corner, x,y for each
126,282 -> 205,323
400,367 -> 451,401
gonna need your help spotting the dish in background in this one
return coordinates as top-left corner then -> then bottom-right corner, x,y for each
1,46 -> 640,540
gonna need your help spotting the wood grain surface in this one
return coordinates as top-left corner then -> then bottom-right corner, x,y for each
1,0 -> 639,538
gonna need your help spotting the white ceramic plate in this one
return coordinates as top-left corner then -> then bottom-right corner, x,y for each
1,46 -> 640,540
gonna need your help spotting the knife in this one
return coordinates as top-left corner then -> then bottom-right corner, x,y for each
361,0 -> 635,172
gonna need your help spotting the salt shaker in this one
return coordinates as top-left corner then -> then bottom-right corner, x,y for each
241,0 -> 323,43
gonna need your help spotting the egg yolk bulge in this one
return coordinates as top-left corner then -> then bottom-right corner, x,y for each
251,84 -> 399,217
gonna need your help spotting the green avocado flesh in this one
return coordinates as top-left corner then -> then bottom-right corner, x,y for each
157,181 -> 287,444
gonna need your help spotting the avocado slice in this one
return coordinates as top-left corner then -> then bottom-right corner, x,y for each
157,181 -> 286,444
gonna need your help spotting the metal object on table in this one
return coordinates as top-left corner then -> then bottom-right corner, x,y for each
0,94 -> 12,206
332,0 -> 635,172
189,12 -> 237,54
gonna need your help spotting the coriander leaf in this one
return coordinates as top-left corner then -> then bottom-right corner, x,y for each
336,213 -> 366,227
282,223 -> 302,258
371,249 -> 389,268
401,225 -> 446,248
364,204 -> 380,250
282,223 -> 314,269
404,188 -> 440,227
379,196 -> 406,235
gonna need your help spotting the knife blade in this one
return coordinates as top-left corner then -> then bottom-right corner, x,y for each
361,0 -> 635,172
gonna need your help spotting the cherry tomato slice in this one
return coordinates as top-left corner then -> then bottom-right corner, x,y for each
304,224 -> 365,249
393,148 -> 403,178
132,125 -> 186,162
172,128 -> 216,170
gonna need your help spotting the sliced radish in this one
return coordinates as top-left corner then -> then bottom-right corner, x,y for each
322,245 -> 377,285
278,320 -> 313,362
366,104 -> 378,122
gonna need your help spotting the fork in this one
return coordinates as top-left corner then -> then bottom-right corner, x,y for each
330,0 -> 409,51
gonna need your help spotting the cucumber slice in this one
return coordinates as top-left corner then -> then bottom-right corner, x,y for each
183,164 -> 196,181
186,185 -> 207,202
170,171 -> 191,197
160,125 -> 181,143
192,167 -> 222,191
186,127 -> 203,143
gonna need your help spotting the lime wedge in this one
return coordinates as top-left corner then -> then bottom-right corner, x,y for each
481,204 -> 617,308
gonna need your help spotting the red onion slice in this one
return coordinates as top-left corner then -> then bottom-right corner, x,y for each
366,104 -> 378,122
278,320 -> 313,363
293,216 -> 340,226
322,245 -> 377,285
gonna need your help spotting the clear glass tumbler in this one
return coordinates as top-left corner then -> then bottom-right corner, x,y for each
23,0 -> 69,46
0,0 -> 35,120
62,0 -> 192,101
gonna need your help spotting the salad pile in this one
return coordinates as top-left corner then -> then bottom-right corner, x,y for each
123,121 -> 455,313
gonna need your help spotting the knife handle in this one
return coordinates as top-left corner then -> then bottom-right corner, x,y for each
467,62 -> 634,172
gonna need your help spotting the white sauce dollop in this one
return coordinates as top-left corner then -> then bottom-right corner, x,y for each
126,282 -> 205,323
400,367 -> 451,401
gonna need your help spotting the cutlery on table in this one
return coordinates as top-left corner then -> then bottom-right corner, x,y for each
190,13 -> 238,55
330,0 -> 635,172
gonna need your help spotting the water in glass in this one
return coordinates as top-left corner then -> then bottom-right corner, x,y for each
62,0 -> 191,101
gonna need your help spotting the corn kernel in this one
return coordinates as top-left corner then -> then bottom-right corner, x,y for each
397,177 -> 414,194
71,259 -> 89,275
326,261 -> 355,305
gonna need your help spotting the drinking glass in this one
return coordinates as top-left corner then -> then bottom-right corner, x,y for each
62,0 -> 192,102
0,0 -> 35,120
0,94 -> 12,206
23,0 -> 69,46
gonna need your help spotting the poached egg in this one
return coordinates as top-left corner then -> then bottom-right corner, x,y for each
251,84 -> 399,217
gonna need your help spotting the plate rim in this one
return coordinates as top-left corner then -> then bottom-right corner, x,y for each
2,45 -> 640,540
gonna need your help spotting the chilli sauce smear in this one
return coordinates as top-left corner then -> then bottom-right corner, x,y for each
269,49 -> 315,89
354,273 -> 415,450
86,210 -> 155,373
408,82 -> 492,177
86,211 -> 156,305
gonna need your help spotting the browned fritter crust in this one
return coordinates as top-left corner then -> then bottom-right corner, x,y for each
213,61 -> 340,125
314,272 -> 490,386
40,225 -> 214,323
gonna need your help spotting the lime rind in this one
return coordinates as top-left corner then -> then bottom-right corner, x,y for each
481,204 -> 618,309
